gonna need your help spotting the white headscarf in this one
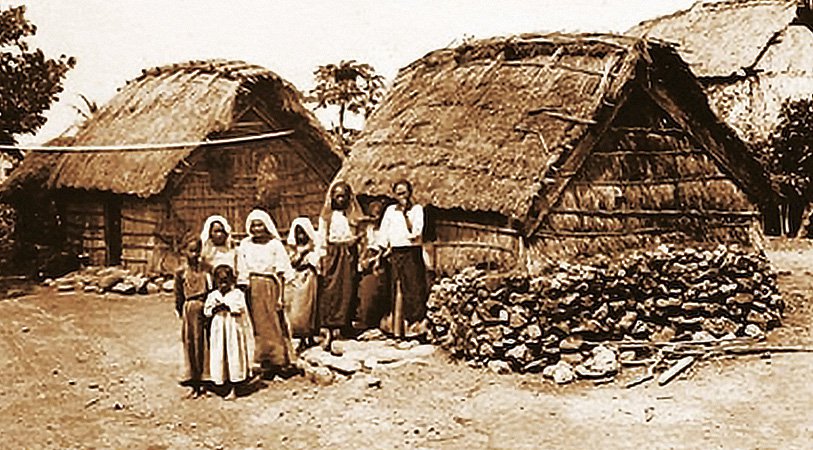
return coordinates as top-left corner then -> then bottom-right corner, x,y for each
245,209 -> 281,240
200,215 -> 233,246
287,217 -> 319,247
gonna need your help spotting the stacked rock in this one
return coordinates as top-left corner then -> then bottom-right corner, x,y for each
427,245 -> 783,375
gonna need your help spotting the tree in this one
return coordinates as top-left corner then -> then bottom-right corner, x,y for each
310,60 -> 385,149
0,5 -> 75,146
764,98 -> 813,236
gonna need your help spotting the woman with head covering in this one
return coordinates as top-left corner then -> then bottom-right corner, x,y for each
237,209 -> 295,377
283,217 -> 320,349
200,215 -> 237,273
317,181 -> 363,347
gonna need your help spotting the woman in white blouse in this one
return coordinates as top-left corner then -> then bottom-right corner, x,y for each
237,209 -> 294,377
378,179 -> 428,337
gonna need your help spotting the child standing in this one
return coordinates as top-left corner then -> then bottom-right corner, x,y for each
205,264 -> 255,400
285,217 -> 320,349
174,237 -> 210,398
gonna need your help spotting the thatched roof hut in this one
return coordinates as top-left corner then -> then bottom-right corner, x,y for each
5,59 -> 340,272
630,0 -> 813,153
339,33 -> 773,274
630,0 -> 813,234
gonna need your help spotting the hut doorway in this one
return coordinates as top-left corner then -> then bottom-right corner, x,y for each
104,196 -> 122,266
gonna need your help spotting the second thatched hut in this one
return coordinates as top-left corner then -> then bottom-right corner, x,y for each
338,33 -> 775,275
3,59 -> 340,273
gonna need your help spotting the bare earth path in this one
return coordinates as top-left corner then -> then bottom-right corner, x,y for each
2,243 -> 813,449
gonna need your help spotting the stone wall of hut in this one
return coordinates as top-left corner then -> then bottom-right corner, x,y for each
530,87 -> 758,260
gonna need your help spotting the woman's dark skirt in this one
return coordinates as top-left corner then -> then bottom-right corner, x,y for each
390,246 -> 427,323
318,242 -> 358,329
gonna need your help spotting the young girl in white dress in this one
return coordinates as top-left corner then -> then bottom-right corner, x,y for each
204,264 -> 254,400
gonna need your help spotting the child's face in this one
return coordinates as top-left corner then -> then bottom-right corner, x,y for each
209,222 -> 228,246
216,271 -> 233,293
250,219 -> 270,238
295,226 -> 309,245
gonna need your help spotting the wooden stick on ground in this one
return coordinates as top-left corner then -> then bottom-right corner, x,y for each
658,356 -> 695,386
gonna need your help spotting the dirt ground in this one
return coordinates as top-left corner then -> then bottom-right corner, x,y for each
2,239 -> 813,449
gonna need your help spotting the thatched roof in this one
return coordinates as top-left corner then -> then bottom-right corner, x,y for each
630,0 -> 813,145
338,33 -> 771,222
4,59 -> 337,197
630,0 -> 798,78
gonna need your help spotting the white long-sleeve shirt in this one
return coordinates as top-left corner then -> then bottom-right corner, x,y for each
379,204 -> 424,248
236,237 -> 294,285
318,211 -> 355,245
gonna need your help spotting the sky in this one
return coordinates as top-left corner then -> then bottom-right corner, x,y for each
5,0 -> 705,144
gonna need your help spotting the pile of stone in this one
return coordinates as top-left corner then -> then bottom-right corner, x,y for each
427,244 -> 783,383
45,267 -> 175,296
296,330 -> 436,386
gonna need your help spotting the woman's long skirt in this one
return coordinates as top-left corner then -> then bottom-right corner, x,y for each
284,268 -> 319,337
250,273 -> 293,367
390,246 -> 428,323
318,242 -> 358,329
181,299 -> 209,383
209,311 -> 254,384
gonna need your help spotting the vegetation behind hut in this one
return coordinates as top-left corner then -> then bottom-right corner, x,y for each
0,5 -> 75,148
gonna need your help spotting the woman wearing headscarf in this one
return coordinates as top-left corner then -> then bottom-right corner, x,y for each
284,217 -> 320,349
237,209 -> 295,377
317,181 -> 363,347
200,215 -> 237,273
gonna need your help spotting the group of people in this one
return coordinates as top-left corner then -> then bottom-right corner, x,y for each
174,179 -> 428,399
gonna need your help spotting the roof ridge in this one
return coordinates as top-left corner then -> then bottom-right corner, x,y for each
131,59 -> 276,84
695,0 -> 794,11
633,0 -> 794,33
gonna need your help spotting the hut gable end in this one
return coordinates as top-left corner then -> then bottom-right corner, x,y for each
539,85 -> 757,256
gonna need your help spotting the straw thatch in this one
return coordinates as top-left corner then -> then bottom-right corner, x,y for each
5,59 -> 338,196
339,33 -> 772,226
630,0 -> 813,146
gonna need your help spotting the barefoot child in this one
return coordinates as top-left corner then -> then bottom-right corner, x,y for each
205,265 -> 255,400
174,237 -> 210,398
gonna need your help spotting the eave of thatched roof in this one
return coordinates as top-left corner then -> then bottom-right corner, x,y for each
338,32 -> 776,226
3,59 -> 337,198
629,0 -> 798,79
